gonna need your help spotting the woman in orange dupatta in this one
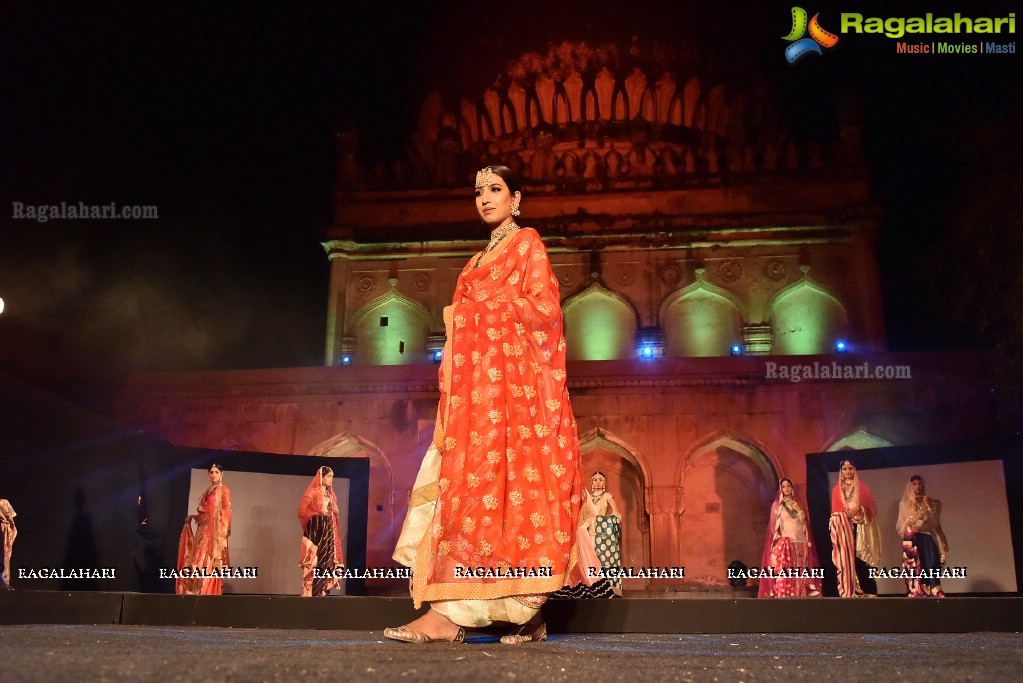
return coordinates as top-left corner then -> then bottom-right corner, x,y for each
176,463 -> 232,595
386,165 -> 582,644
298,466 -> 344,596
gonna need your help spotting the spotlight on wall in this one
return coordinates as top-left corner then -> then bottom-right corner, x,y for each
834,340 -> 848,353
730,344 -> 743,356
340,355 -> 352,366
639,345 -> 656,360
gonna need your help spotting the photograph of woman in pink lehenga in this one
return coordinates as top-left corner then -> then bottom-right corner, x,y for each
758,478 -> 821,598
298,466 -> 344,596
176,463 -> 232,595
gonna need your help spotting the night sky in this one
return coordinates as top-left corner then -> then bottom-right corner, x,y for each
2,1 -> 1019,414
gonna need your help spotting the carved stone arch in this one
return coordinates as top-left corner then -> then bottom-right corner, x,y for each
579,426 -> 652,484
593,68 -> 615,122
826,428 -> 898,451
350,286 -> 434,365
507,82 -> 527,133
561,74 -> 583,123
611,82 -> 629,121
654,72 -> 676,125
639,88 -> 656,123
667,91 -> 685,126
477,104 -> 496,141
623,68 -> 647,119
499,92 -> 518,135
659,270 -> 746,357
482,89 -> 503,136
767,267 -> 849,355
552,82 -> 572,125
678,433 -> 778,486
310,432 -> 397,570
582,86 -> 599,122
534,75 -> 556,124
578,427 -> 651,589
677,433 -> 778,584
525,86 -> 544,128
562,279 -> 640,360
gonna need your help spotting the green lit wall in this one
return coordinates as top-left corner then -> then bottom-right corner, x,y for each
771,284 -> 847,355
564,289 -> 637,360
354,298 -> 430,365
662,288 -> 742,357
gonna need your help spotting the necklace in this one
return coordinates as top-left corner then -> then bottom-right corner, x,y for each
472,223 -> 519,268
841,479 -> 856,503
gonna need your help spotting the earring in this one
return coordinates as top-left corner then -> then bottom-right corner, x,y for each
511,201 -> 520,217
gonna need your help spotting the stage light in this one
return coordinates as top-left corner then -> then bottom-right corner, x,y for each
639,345 -> 655,360
0,297 -> 5,315
730,344 -> 743,356
340,355 -> 352,366
834,340 -> 848,353
433,349 -> 443,362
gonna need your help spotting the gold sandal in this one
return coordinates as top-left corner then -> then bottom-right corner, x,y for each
500,621 -> 547,644
383,625 -> 465,644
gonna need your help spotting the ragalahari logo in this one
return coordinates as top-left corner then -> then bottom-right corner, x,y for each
783,7 -> 839,63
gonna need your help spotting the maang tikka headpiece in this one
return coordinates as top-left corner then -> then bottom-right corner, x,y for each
475,166 -> 494,189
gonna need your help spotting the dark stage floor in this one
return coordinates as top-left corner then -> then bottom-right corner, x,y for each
1,625 -> 1021,681
4,591 -> 1022,633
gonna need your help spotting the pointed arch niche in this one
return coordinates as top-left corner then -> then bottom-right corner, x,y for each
660,271 -> 744,357
579,428 -> 651,590
351,285 -> 433,365
562,280 -> 638,360
678,434 -> 777,584
768,268 -> 848,355
826,428 -> 897,451
310,433 -> 396,570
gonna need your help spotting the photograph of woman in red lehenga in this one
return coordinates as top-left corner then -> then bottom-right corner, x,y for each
829,459 -> 880,597
758,478 -> 821,598
386,165 -> 582,644
299,465 -> 344,596
176,463 -> 232,595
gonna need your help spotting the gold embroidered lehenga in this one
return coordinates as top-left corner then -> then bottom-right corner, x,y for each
176,482 -> 232,595
392,225 -> 582,627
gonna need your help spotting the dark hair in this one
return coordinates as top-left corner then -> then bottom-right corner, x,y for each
320,466 -> 334,477
910,474 -> 923,483
209,463 -> 223,472
482,164 -> 524,194
779,477 -> 794,488
591,471 -> 607,479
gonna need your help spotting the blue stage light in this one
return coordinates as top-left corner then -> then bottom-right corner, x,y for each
730,344 -> 743,356
639,345 -> 655,359
834,340 -> 848,353
340,355 -> 352,366
433,349 -> 443,362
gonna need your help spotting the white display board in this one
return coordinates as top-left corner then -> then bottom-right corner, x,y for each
827,459 -> 1016,594
185,469 -> 350,595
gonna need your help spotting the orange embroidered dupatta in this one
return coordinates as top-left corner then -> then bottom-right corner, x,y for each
411,228 -> 582,606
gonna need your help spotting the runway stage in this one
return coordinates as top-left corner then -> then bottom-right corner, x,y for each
2,591 -> 1021,633
2,626 -> 1022,682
